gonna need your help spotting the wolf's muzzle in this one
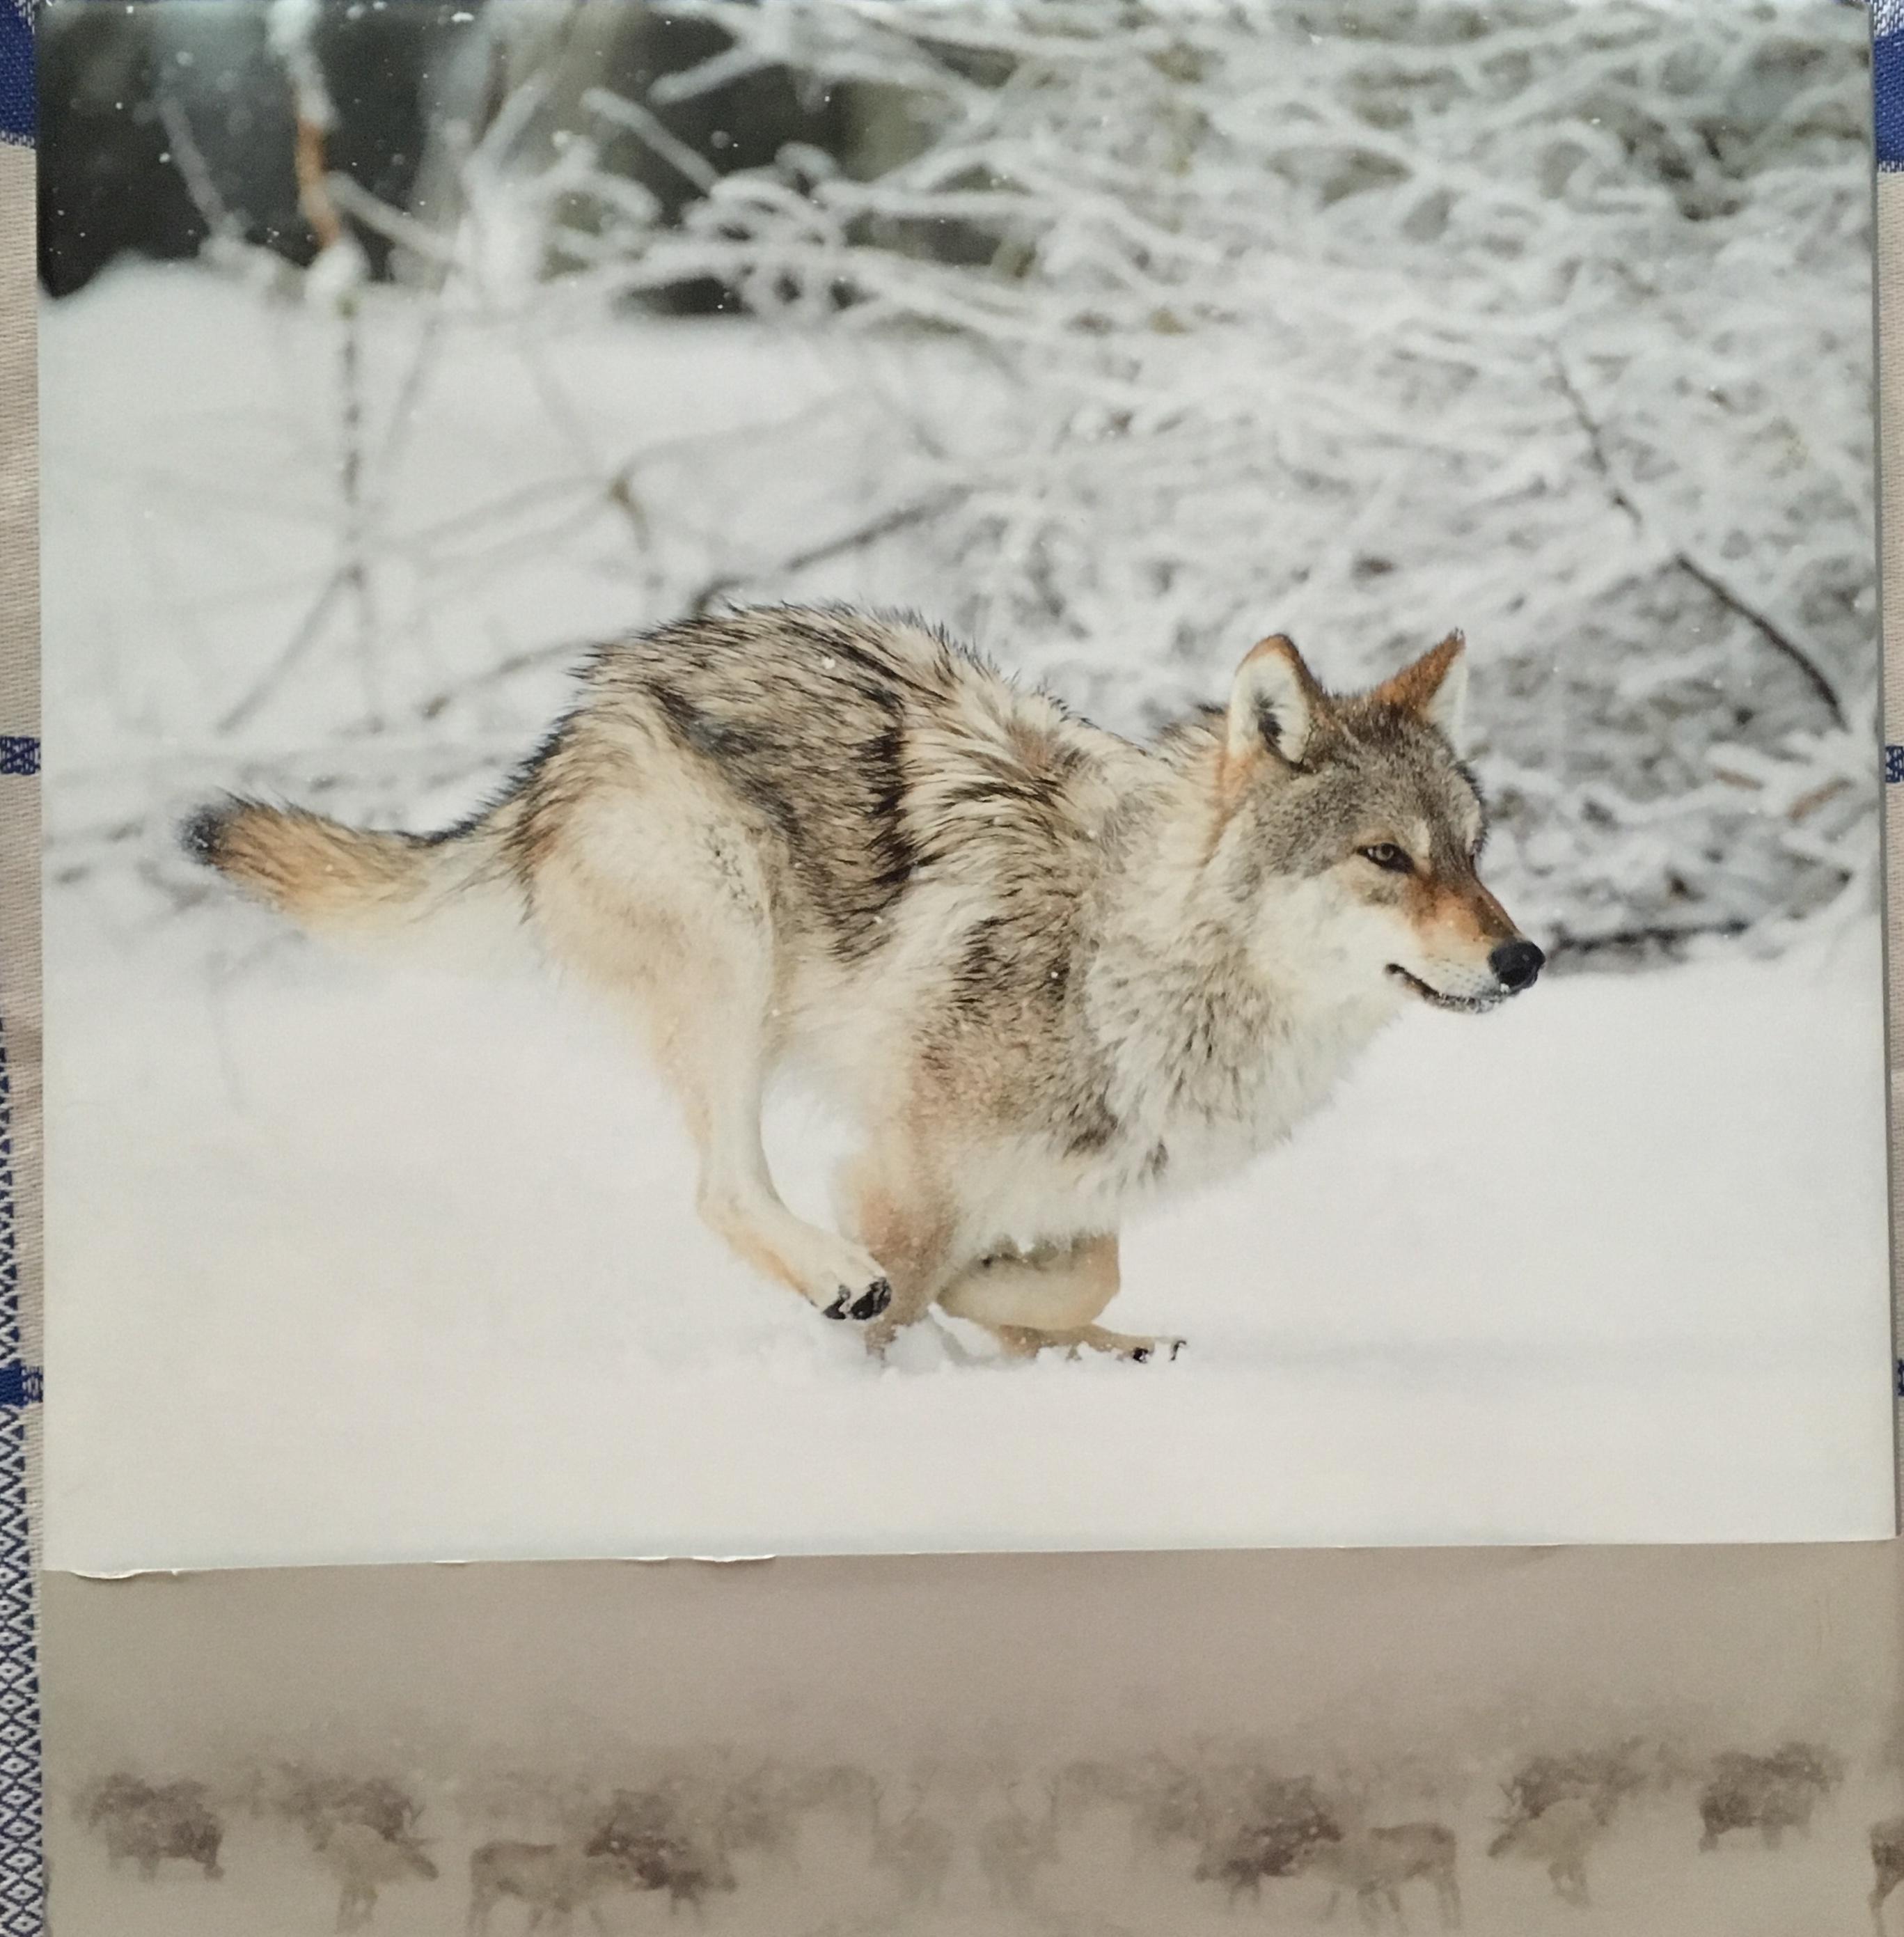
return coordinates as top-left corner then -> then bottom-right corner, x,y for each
1489,939 -> 1545,994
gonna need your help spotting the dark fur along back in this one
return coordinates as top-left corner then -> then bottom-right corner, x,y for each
514,605 -> 1131,967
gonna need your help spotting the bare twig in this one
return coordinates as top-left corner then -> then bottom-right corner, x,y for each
414,634 -> 596,719
326,171 -> 459,269
271,0 -> 345,250
1545,918 -> 1750,965
401,487 -> 968,723
1550,348 -> 1847,728
294,117 -> 346,252
217,569 -> 348,735
1665,549 -> 1846,728
259,0 -> 382,729
583,88 -> 721,194
155,93 -> 246,248
337,306 -> 380,725
505,324 -> 652,555
683,487 -> 968,617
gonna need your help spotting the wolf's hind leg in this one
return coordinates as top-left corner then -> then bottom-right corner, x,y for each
534,828 -> 892,1324
671,1002 -> 892,1322
994,1323 -> 1184,1364
936,1235 -> 1119,1329
938,1238 -> 1184,1361
692,1090 -> 894,1323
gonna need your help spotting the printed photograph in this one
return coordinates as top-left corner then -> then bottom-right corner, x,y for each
38,0 -> 1895,1564
40,1543 -> 1904,1934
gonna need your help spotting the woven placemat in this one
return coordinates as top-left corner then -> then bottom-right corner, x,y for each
6,11 -> 1902,1933
0,3 -> 45,1926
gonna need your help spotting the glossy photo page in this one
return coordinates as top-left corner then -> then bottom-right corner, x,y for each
38,0 -> 1896,1565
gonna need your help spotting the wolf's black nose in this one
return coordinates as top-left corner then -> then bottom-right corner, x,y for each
1490,939 -> 1545,993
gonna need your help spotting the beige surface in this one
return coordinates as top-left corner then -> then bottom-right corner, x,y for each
1880,170 -> 1904,1506
39,1547 -> 1904,1934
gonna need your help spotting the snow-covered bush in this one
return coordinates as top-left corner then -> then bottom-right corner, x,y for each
539,0 -> 1877,962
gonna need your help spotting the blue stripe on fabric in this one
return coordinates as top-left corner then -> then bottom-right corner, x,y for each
1879,8 -> 1904,168
0,3 -> 29,151
0,742 -> 35,779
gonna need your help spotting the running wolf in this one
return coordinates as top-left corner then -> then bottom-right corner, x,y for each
185,606 -> 1541,1360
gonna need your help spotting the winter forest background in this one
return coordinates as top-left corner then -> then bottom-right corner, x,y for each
39,0 -> 1881,966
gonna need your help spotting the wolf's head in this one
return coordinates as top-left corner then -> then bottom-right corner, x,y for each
1211,631 -> 1541,1013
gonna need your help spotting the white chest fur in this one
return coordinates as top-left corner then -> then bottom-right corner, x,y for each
966,961 -> 1399,1255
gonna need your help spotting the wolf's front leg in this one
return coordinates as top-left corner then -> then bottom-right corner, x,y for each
701,1194 -> 895,1322
936,1237 -> 1186,1363
537,837 -> 895,1326
691,1122 -> 894,1323
839,1166 -> 958,1351
672,1024 -> 895,1323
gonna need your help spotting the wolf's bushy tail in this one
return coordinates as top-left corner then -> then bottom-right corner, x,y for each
182,798 -> 526,959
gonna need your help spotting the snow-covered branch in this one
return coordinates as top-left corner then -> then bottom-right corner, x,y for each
118,0 -> 1878,964
539,0 -> 1875,959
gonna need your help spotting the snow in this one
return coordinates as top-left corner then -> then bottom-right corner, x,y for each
37,265 -> 947,772
42,897 -> 1892,1569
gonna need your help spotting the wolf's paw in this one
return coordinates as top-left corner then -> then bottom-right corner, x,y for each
1127,1337 -> 1186,1365
1077,1326 -> 1184,1364
824,1277 -> 893,1323
1012,1324 -> 1187,1363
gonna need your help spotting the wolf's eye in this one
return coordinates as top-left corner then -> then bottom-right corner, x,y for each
1358,843 -> 1414,874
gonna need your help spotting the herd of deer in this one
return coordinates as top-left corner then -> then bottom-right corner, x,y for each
72,1740 -> 1904,1929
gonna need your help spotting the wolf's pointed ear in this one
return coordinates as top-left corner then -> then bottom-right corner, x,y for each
1373,632 -> 1468,748
1227,635 -> 1325,769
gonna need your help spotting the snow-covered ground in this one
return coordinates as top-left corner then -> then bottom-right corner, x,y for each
42,899 -> 1892,1567
38,263 -> 1895,1567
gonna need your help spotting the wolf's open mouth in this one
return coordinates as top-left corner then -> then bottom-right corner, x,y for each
1386,965 -> 1504,1014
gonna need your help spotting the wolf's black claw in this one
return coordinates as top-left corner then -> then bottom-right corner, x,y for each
824,1278 -> 893,1322
1132,1347 -> 1151,1363
849,1278 -> 892,1321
